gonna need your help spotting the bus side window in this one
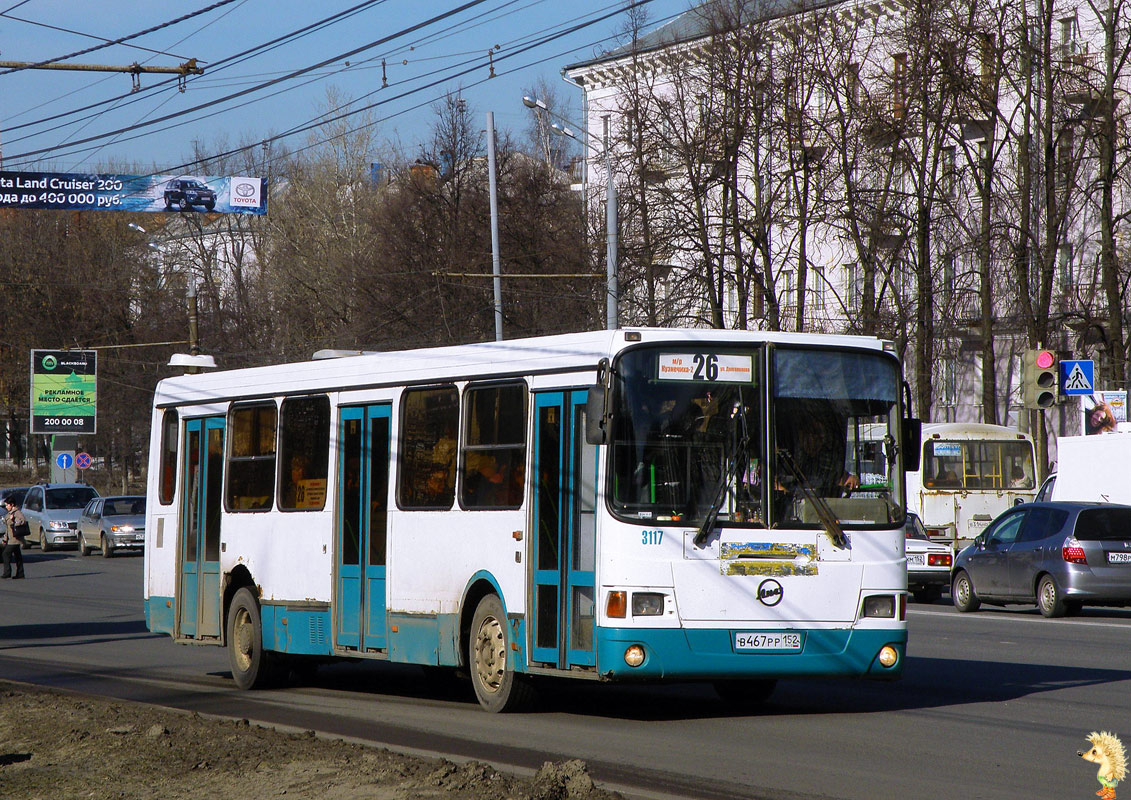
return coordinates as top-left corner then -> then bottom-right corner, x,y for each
159,408 -> 178,505
461,383 -> 527,509
227,402 -> 277,512
278,395 -> 330,511
399,386 -> 459,509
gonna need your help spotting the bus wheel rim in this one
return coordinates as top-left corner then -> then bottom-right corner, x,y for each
474,614 -> 505,693
233,607 -> 254,671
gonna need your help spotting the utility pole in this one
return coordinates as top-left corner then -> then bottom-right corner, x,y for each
486,111 -> 503,342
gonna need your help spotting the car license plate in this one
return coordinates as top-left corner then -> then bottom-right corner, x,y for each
734,632 -> 802,652
907,554 -> 926,565
1108,552 -> 1131,564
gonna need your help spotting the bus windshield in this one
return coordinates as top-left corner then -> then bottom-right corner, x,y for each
922,439 -> 1035,490
608,345 -> 904,528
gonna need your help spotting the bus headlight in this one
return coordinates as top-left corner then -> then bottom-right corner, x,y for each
878,645 -> 899,668
624,645 -> 646,667
863,595 -> 895,618
631,592 -> 665,616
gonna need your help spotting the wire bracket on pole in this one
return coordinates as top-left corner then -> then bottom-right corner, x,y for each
487,45 -> 499,78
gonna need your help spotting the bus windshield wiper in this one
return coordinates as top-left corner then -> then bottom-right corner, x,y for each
694,402 -> 749,548
776,447 -> 848,549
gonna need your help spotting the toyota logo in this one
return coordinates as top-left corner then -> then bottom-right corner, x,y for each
758,578 -> 783,607
235,182 -> 255,198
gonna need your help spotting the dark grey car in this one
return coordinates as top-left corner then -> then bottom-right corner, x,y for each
78,495 -> 145,558
952,501 -> 1131,617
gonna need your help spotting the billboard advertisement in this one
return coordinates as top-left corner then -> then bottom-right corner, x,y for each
0,171 -> 266,215
1083,390 -> 1127,435
30,350 -> 97,435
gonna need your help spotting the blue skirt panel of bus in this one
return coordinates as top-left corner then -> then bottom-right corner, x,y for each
146,596 -> 175,635
594,627 -> 907,680
260,604 -> 333,655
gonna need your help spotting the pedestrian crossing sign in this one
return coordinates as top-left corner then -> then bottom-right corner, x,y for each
1061,360 -> 1094,395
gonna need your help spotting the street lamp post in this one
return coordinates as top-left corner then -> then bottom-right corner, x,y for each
523,96 -> 618,330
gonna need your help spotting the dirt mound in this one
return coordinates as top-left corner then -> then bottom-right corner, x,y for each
0,683 -> 624,800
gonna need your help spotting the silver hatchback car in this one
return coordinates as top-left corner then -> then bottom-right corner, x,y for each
21,483 -> 99,551
952,501 -> 1131,617
78,495 -> 146,558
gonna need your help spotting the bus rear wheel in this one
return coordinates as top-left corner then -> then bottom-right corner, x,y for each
469,594 -> 534,712
227,587 -> 277,689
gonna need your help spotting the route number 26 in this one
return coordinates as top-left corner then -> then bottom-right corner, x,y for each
692,353 -> 719,381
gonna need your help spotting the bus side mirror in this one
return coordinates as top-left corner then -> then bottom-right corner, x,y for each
903,418 -> 922,472
585,385 -> 607,445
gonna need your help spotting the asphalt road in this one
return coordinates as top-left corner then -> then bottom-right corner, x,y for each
1,549 -> 1129,800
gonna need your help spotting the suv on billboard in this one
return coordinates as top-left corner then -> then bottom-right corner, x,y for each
164,177 -> 216,211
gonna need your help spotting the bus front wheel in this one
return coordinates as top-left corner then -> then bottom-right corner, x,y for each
227,587 -> 277,689
469,594 -> 534,712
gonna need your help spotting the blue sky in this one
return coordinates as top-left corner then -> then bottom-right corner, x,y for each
0,0 -> 689,176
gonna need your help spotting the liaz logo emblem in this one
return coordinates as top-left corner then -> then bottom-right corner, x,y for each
758,578 -> 784,606
41,354 -> 58,371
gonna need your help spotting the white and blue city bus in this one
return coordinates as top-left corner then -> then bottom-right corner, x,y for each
143,329 -> 918,711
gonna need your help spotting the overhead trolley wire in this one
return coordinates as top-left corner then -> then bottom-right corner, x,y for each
1,0 -> 392,135
21,0 -> 661,172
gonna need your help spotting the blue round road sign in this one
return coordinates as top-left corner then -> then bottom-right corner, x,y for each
56,453 -> 73,470
76,452 -> 92,470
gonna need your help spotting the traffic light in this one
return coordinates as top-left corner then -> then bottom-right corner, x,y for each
1021,348 -> 1059,409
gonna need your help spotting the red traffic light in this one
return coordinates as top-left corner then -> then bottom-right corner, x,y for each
1035,350 -> 1055,369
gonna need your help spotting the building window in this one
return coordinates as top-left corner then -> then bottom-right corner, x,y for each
227,403 -> 277,512
461,383 -> 527,509
941,146 -> 956,197
847,63 -> 861,108
810,265 -> 826,310
1059,242 -> 1074,295
780,269 -> 795,308
892,53 -> 908,119
845,261 -> 861,311
1059,15 -> 1079,56
278,395 -> 330,511
1058,126 -> 1075,187
399,386 -> 459,509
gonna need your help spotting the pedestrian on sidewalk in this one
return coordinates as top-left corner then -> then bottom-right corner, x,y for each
2,497 -> 27,579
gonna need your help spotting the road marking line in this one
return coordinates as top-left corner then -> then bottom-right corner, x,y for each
908,608 -> 1131,630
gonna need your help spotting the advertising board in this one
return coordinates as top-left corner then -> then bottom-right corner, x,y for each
30,350 -> 97,435
0,171 -> 266,215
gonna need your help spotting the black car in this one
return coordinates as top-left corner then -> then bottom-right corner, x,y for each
164,177 -> 216,211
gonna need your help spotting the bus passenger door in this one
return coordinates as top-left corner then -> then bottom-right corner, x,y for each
531,390 -> 597,669
178,416 -> 224,640
336,404 -> 391,652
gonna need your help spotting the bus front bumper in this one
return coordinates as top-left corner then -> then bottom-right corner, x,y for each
595,626 -> 906,681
